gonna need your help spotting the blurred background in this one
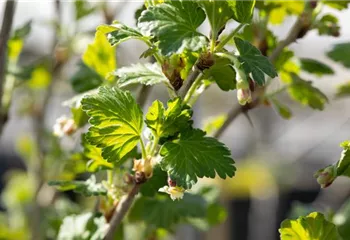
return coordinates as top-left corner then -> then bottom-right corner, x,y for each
0,1 -> 350,240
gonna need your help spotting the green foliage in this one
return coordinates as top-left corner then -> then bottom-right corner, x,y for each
288,74 -> 328,110
234,37 -> 278,85
114,63 -> 169,88
145,98 -> 193,138
327,42 -> 350,68
322,0 -> 350,10
335,81 -> 350,98
138,0 -> 207,55
204,57 -> 236,91
8,21 -> 32,61
160,129 -> 236,189
70,62 -> 103,93
57,212 -> 107,240
49,175 -> 107,197
228,0 -> 256,23
279,212 -> 339,240
334,199 -> 350,239
140,167 -> 168,197
82,134 -> 114,172
299,58 -> 334,76
199,1 -> 233,40
81,87 -> 143,162
98,22 -> 145,46
75,0 -> 96,20
82,31 -> 116,79
270,98 -> 292,120
129,193 -> 206,229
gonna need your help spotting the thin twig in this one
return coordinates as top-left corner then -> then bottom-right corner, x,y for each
0,0 -> 16,136
214,11 -> 311,139
179,69 -> 200,99
104,184 -> 141,240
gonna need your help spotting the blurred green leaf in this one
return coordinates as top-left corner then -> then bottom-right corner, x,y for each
288,74 -> 328,110
203,114 -> 227,136
327,42 -> 350,68
204,57 -> 236,91
322,0 -> 350,10
299,58 -> 334,76
128,193 -> 206,229
114,63 -> 169,88
70,62 -> 104,93
26,66 -> 51,89
71,106 -> 89,128
228,0 -> 256,23
270,98 -> 292,120
234,37 -> 278,85
140,166 -> 168,197
82,31 -> 116,79
75,0 -> 96,20
138,0 -> 207,55
57,212 -> 107,240
279,212 -> 338,240
334,198 -> 350,239
335,81 -> 350,98
160,129 -> 236,189
81,87 -> 143,162
316,14 -> 340,37
145,98 -> 193,139
49,175 -> 107,197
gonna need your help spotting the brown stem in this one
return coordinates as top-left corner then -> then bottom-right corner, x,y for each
104,184 -> 141,240
0,0 -> 16,136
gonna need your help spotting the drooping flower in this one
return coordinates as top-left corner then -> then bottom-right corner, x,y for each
314,165 -> 337,188
159,186 -> 185,201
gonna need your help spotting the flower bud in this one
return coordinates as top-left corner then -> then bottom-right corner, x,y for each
167,176 -> 177,187
53,116 -> 77,137
196,52 -> 215,71
237,88 -> 252,105
133,157 -> 153,180
314,165 -> 337,188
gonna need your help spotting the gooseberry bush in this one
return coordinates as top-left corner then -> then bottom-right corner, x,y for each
2,0 -> 350,239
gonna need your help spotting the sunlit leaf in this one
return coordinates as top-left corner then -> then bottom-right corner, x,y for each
160,128 -> 235,189
279,212 -> 338,240
228,0 -> 256,23
82,31 -> 116,79
81,87 -> 143,162
138,0 -> 207,55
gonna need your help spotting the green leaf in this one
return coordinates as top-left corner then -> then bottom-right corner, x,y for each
138,0 -> 207,55
82,134 -> 113,172
279,212 -> 338,240
316,14 -> 340,37
335,81 -> 350,98
288,75 -> 328,110
270,98 -> 292,120
98,22 -> 144,47
203,114 -> 227,136
145,98 -> 193,138
128,193 -> 206,229
8,21 -> 32,61
334,198 -> 350,239
336,141 -> 350,177
322,0 -> 350,10
71,106 -> 89,128
114,63 -> 169,88
82,30 -> 116,79
48,175 -> 107,197
199,1 -> 233,40
70,62 -> 104,93
81,87 -> 143,163
75,0 -> 96,20
57,212 -> 107,240
204,57 -> 236,91
160,129 -> 235,189
228,0 -> 256,23
140,166 -> 168,197
234,37 -> 278,85
327,42 -> 350,68
299,58 -> 334,76
12,20 -> 32,39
